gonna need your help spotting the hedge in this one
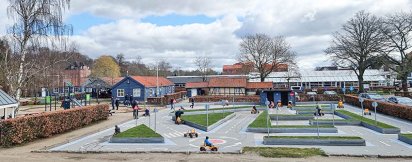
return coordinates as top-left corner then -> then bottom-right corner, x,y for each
344,95 -> 412,121
147,91 -> 187,105
297,94 -> 341,102
0,104 -> 109,147
192,95 -> 260,103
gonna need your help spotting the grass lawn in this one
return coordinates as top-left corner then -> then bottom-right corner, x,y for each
248,111 -> 334,128
336,110 -> 398,129
182,112 -> 233,126
400,134 -> 412,139
113,124 -> 161,138
264,136 -> 362,140
183,105 -> 265,112
243,147 -> 326,158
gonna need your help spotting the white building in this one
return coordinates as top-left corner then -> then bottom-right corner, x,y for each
249,69 -> 387,89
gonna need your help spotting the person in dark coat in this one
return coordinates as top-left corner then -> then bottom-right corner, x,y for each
129,95 -> 133,105
111,97 -> 115,110
170,98 -> 175,110
115,98 -> 120,110
132,100 -> 139,119
189,97 -> 195,108
124,94 -> 129,106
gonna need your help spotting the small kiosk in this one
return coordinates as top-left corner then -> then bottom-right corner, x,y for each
259,89 -> 296,106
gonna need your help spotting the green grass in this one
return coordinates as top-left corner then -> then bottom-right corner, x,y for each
400,134 -> 412,139
182,112 -> 233,126
248,111 -> 334,128
183,105 -> 265,112
243,147 -> 326,158
336,110 -> 398,129
113,124 -> 161,138
265,136 -> 362,140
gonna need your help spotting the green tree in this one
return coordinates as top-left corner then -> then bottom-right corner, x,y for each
92,55 -> 121,78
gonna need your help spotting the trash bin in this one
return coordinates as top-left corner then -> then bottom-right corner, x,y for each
62,97 -> 71,110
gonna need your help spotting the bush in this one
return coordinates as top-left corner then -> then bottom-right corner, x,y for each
344,95 -> 412,121
147,91 -> 187,105
0,104 -> 109,147
192,95 -> 260,103
297,94 -> 341,102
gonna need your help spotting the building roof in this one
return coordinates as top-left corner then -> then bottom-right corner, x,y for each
101,77 -> 124,86
208,77 -> 247,87
167,76 -> 206,84
185,82 -> 209,88
131,76 -> 174,87
0,89 -> 18,109
249,69 -> 386,83
246,82 -> 273,89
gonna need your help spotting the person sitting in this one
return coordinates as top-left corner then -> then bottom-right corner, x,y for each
143,108 -> 150,116
315,102 -> 324,116
287,101 -> 293,109
251,106 -> 259,114
204,136 -> 213,147
114,125 -> 121,135
175,109 -> 184,124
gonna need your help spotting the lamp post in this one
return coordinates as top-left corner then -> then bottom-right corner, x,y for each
359,97 -> 364,117
265,100 -> 270,137
372,101 -> 378,125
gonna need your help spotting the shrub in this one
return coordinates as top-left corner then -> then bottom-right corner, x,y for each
343,95 -> 412,121
0,104 -> 109,147
297,94 -> 341,102
192,95 -> 260,103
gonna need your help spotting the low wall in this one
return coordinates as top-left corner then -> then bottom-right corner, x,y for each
173,113 -> 236,132
398,135 -> 412,145
309,120 -> 361,125
335,111 -> 400,134
246,127 -> 338,133
269,115 -> 314,120
109,137 -> 164,143
263,137 -> 365,146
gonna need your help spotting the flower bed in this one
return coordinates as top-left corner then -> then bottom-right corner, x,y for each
0,104 -> 109,147
344,95 -> 412,121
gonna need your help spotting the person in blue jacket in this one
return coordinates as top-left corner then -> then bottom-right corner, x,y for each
204,136 -> 213,147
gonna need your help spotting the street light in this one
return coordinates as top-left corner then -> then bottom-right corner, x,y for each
265,100 -> 270,137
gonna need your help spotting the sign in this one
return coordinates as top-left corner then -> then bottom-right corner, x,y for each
154,108 -> 158,113
205,104 -> 210,110
342,88 -> 346,92
265,100 -> 270,106
350,86 -> 354,91
359,97 -> 364,103
85,94 -> 90,101
65,81 -> 73,87
45,96 -> 51,104
372,102 -> 378,108
364,84 -> 370,90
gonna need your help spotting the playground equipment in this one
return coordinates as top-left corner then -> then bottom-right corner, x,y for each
364,109 -> 372,115
184,129 -> 199,138
200,143 -> 218,151
337,100 -> 344,108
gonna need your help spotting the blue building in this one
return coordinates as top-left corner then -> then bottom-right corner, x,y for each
111,76 -> 175,101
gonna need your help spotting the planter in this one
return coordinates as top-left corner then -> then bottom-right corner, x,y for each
173,113 -> 236,132
263,137 -> 365,146
109,137 -> 164,143
309,120 -> 361,126
398,134 -> 412,145
361,122 -> 400,134
246,127 -> 338,133
269,115 -> 314,120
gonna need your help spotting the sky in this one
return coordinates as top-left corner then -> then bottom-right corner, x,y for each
1,0 -> 412,72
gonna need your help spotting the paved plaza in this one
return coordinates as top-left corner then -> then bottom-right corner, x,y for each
48,103 -> 412,157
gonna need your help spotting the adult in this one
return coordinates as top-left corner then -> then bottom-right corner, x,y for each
174,108 -> 184,124
170,98 -> 175,110
115,98 -> 120,110
124,94 -> 129,106
111,97 -> 115,110
190,97 -> 195,108
315,102 -> 322,116
132,100 -> 139,119
129,95 -> 133,105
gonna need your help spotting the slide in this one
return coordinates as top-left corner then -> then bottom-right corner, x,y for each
70,97 -> 83,107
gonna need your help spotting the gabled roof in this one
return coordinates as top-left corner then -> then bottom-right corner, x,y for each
131,76 -> 174,87
186,82 -> 209,88
101,77 -> 124,86
208,77 -> 247,88
167,76 -> 206,84
246,82 -> 273,89
0,89 -> 18,108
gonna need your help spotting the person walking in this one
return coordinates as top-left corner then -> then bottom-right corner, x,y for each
170,98 -> 174,110
124,94 -> 129,106
111,96 -> 115,110
115,98 -> 120,110
132,100 -> 139,119
190,97 -> 195,108
129,95 -> 134,106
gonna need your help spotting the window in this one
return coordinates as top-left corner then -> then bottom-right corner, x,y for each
53,88 -> 59,93
149,88 -> 153,97
133,88 -> 141,97
117,89 -> 125,97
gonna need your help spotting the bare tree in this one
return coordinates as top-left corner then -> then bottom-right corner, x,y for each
380,12 -> 412,95
284,63 -> 301,89
238,33 -> 296,82
6,0 -> 72,116
325,11 -> 388,93
194,56 -> 212,81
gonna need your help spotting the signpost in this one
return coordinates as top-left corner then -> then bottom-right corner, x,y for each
265,100 -> 270,137
372,101 -> 378,125
350,86 -> 354,93
342,88 -> 346,95
154,108 -> 158,132
359,97 -> 365,117
331,103 -> 335,126
205,104 -> 209,128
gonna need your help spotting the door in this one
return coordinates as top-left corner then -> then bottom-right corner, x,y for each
191,89 -> 198,97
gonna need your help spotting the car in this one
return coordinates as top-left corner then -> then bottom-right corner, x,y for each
307,92 -> 317,95
323,91 -> 337,95
359,93 -> 385,101
387,96 -> 412,107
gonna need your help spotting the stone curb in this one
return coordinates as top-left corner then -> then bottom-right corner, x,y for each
269,115 -> 314,120
172,113 -> 236,132
262,137 -> 366,146
31,150 -> 242,154
109,137 -> 164,143
398,134 -> 412,145
327,154 -> 412,158
335,111 -> 400,134
309,120 -> 361,125
246,127 -> 338,133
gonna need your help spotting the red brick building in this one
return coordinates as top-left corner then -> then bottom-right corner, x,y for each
222,62 -> 288,75
63,62 -> 91,87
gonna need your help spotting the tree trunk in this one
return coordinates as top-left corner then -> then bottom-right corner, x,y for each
260,74 -> 265,82
401,78 -> 409,97
358,76 -> 364,93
